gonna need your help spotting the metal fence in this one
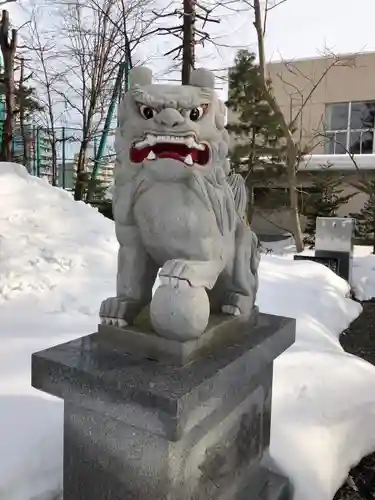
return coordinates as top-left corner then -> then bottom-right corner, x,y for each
11,125 -> 117,190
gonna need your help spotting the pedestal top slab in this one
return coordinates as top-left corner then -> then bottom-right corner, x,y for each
32,313 -> 295,440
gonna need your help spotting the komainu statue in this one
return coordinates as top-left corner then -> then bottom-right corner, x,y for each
100,67 -> 260,341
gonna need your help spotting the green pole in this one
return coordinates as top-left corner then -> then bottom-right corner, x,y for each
62,127 -> 66,189
87,61 -> 126,202
36,127 -> 40,177
32,125 -> 36,175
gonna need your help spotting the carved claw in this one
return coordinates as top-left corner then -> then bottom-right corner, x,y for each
159,275 -> 191,289
159,260 -> 192,286
222,305 -> 241,316
100,316 -> 128,328
159,258 -> 221,289
99,297 -> 136,327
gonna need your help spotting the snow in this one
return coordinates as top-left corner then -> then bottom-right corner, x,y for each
262,236 -> 375,302
0,163 -> 375,500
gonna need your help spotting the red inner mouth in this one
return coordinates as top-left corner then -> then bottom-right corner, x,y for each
130,142 -> 210,165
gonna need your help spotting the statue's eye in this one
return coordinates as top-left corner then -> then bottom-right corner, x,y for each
189,105 -> 206,121
139,104 -> 155,120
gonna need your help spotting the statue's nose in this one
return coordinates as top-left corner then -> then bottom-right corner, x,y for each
154,108 -> 184,128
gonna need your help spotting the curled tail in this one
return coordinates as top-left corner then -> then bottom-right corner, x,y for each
227,172 -> 261,299
227,172 -> 248,221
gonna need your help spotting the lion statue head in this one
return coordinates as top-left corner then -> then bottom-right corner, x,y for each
115,67 -> 231,184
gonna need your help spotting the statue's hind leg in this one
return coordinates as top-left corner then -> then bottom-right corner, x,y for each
211,219 -> 260,316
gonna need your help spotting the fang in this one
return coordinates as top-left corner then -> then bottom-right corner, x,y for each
184,154 -> 193,166
147,150 -> 156,160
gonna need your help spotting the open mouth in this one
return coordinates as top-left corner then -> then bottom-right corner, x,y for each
130,134 -> 210,166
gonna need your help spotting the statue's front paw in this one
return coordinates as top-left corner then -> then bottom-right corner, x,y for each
159,275 -> 191,289
99,297 -> 131,327
159,260 -> 192,288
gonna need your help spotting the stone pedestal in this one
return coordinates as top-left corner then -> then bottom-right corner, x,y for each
31,312 -> 295,500
315,216 -> 354,284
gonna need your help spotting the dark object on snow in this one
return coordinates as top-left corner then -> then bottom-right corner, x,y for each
335,301 -> 375,499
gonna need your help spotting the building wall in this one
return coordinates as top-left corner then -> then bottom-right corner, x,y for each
267,52 -> 375,153
227,51 -> 375,153
227,51 -> 375,236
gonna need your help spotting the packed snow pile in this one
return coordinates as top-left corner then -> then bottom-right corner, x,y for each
0,163 -> 375,500
262,236 -> 375,301
0,162 -> 117,314
352,245 -> 375,300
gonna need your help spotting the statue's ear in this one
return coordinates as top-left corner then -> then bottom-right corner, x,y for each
129,66 -> 153,88
190,68 -> 215,89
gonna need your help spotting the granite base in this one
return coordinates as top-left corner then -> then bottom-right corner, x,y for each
31,313 -> 295,499
97,307 -> 259,365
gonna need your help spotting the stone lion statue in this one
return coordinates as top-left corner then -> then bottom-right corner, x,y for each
100,67 -> 260,341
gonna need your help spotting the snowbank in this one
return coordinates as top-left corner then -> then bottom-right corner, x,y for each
261,236 -> 375,302
0,163 -> 374,500
352,246 -> 375,301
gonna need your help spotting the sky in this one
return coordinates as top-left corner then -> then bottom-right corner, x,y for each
7,0 -> 375,108
263,0 -> 375,60
131,0 -> 375,99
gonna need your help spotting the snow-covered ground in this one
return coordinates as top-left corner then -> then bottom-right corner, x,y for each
1,163 -> 375,500
262,236 -> 375,301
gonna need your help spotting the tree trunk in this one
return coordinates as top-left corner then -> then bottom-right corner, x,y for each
245,131 -> 257,224
0,10 -> 16,162
252,0 -> 304,252
51,135 -> 57,186
182,0 -> 195,84
19,58 -> 29,169
2,57 -> 14,161
74,140 -> 89,201
247,186 -> 255,223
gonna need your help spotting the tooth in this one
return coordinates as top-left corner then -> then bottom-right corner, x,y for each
185,137 -> 194,148
194,142 -> 205,151
147,134 -> 156,145
147,150 -> 156,160
184,154 -> 193,166
135,139 -> 147,149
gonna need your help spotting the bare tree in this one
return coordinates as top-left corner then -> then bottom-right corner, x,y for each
0,9 -> 17,161
151,0 -> 221,84
23,9 -> 67,185
18,56 -> 27,165
22,0 -> 160,194
51,0 -> 128,200
243,0 -> 355,251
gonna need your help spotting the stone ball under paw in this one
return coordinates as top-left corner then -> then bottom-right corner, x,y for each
150,284 -> 210,341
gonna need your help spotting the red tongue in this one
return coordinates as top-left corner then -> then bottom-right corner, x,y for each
130,144 -> 204,164
158,150 -> 199,162
158,152 -> 183,160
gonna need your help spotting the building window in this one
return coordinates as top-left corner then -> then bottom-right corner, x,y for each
325,101 -> 375,154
